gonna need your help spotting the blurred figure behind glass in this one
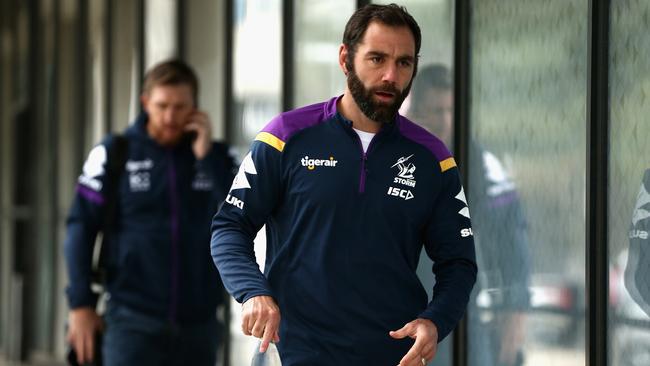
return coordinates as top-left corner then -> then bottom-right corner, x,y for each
625,169 -> 650,317
407,64 -> 531,366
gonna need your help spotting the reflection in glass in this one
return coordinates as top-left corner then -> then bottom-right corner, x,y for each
294,0 -> 354,107
231,0 -> 282,153
471,1 -> 587,365
609,1 -> 650,365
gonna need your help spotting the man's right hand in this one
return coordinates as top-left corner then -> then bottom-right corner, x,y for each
242,295 -> 281,352
67,307 -> 104,364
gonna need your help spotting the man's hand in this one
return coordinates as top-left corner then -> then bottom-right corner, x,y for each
242,295 -> 281,353
389,318 -> 438,366
184,110 -> 212,160
67,307 -> 104,365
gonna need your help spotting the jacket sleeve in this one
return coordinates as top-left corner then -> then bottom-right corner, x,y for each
211,137 -> 283,304
64,137 -> 114,309
419,165 -> 477,341
625,169 -> 650,316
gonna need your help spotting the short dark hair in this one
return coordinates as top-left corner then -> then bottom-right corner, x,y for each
142,59 -> 199,104
342,4 -> 421,72
409,63 -> 452,115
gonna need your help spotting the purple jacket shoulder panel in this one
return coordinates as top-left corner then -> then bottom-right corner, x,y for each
261,96 -> 341,143
397,115 -> 453,166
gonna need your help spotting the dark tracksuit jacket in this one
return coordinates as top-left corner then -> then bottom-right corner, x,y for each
211,96 -> 477,365
65,112 -> 235,323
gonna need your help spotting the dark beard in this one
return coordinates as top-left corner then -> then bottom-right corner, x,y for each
347,69 -> 411,125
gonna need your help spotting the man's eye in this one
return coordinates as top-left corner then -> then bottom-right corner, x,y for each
370,56 -> 382,64
399,60 -> 412,67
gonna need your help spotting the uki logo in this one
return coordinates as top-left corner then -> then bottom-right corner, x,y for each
225,194 -> 244,209
391,154 -> 417,187
301,156 -> 338,170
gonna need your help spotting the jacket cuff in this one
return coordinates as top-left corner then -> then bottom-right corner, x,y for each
417,309 -> 454,342
241,290 -> 276,305
66,286 -> 99,309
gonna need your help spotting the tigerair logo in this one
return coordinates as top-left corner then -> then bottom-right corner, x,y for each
301,156 -> 338,170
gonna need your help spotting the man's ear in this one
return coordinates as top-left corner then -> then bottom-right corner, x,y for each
339,44 -> 349,76
140,94 -> 149,112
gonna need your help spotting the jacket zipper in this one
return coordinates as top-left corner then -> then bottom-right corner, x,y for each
355,133 -> 376,194
167,151 -> 180,323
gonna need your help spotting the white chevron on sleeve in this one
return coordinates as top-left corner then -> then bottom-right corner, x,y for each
456,187 -> 471,219
230,152 -> 257,191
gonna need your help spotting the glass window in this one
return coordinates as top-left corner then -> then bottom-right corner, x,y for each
111,0 -> 141,130
293,0 -> 354,107
470,1 -> 587,365
88,0 -> 108,146
185,0 -> 227,140
230,0 -> 282,155
608,1 -> 650,365
145,0 -> 178,70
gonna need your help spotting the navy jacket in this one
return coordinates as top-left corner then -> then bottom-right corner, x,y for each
211,96 -> 477,365
65,112 -> 235,323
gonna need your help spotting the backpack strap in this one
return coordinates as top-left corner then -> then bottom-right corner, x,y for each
94,134 -> 128,285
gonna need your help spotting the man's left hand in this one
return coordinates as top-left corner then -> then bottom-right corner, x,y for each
184,110 -> 212,160
389,318 -> 438,366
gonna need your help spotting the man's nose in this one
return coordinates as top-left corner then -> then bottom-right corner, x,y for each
382,63 -> 399,83
163,108 -> 177,123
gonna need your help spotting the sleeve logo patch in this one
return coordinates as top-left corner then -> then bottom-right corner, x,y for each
78,144 -> 107,191
230,152 -> 257,191
456,187 -> 471,219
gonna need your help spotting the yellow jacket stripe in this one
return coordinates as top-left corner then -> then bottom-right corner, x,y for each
440,157 -> 457,172
255,132 -> 285,152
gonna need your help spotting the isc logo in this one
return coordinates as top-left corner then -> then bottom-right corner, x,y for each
387,187 -> 414,200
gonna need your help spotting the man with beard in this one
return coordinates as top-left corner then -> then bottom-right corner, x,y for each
211,4 -> 477,366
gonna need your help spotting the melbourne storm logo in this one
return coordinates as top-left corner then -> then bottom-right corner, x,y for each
391,154 -> 417,187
